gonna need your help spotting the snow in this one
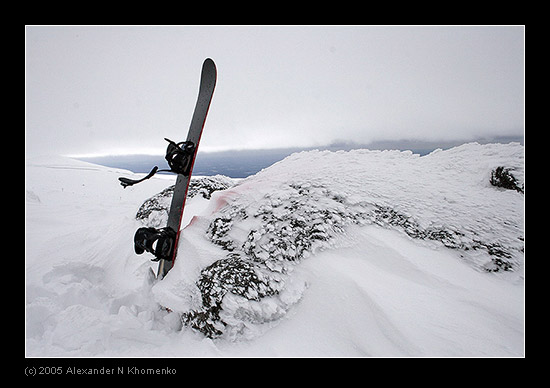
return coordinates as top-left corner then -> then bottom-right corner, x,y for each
26,143 -> 524,357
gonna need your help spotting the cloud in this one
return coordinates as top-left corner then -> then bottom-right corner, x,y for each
26,26 -> 524,156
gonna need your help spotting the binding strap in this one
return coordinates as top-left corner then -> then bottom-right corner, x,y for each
119,166 -> 159,188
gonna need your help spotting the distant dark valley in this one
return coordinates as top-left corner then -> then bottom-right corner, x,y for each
76,136 -> 523,178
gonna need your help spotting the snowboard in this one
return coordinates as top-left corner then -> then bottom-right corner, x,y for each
157,58 -> 217,278
120,58 -> 217,279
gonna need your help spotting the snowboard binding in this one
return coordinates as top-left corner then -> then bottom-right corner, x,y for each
164,138 -> 195,176
134,227 -> 177,262
118,138 -> 196,188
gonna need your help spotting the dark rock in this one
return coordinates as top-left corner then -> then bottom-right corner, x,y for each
490,166 -> 524,193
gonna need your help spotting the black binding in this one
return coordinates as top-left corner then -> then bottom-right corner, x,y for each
133,227 -> 177,262
118,138 -> 195,188
164,138 -> 195,176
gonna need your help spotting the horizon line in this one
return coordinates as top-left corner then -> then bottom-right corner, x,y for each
67,135 -> 524,159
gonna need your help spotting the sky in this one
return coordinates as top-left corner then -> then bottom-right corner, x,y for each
26,25 -> 524,157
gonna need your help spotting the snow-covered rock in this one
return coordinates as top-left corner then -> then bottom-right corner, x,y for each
154,142 -> 524,347
136,175 -> 237,227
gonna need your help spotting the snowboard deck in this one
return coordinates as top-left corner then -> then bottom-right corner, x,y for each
157,58 -> 217,279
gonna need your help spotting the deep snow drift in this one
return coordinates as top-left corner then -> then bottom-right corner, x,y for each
26,143 -> 524,357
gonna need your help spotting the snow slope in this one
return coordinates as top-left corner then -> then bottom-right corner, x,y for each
25,143 -> 524,357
